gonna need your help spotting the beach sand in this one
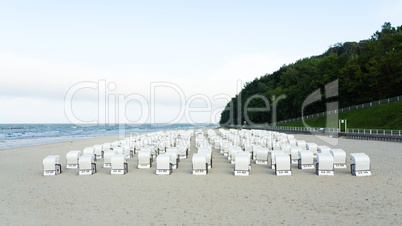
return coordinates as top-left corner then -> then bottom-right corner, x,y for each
0,133 -> 401,225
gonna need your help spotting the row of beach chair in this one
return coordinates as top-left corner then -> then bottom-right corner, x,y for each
42,128 -> 371,177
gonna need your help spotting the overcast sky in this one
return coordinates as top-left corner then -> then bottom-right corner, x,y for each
1,0 -> 401,124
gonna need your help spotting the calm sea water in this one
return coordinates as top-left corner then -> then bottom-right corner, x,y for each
0,123 -> 218,150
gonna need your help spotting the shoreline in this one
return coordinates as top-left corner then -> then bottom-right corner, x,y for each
0,130 -> 401,224
1,124 -> 220,150
0,135 -> 123,152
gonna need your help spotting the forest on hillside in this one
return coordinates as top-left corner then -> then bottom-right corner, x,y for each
219,23 -> 402,126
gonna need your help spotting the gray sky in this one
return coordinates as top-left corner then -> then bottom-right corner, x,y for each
1,0 -> 401,124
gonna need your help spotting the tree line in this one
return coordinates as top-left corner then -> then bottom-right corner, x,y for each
219,22 -> 402,126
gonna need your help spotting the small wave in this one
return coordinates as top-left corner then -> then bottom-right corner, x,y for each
1,127 -> 24,130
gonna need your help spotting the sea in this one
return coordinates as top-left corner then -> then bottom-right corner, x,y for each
0,123 -> 218,150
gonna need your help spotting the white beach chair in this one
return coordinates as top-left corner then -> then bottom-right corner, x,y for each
265,140 -> 273,150
286,134 -> 295,142
114,147 -> 123,155
272,140 -> 282,150
251,144 -> 262,160
103,149 -> 118,168
274,153 -> 291,176
166,147 -> 179,169
121,143 -> 134,159
243,143 -> 252,154
270,150 -> 284,169
296,140 -> 307,150
220,140 -> 230,155
280,143 -> 291,155
198,140 -> 212,151
290,147 -> 302,164
298,150 -> 314,169
317,146 -> 331,154
111,154 -> 128,175
93,145 -> 103,159
158,139 -> 170,154
213,137 -> 222,149
316,153 -> 334,175
100,143 -> 112,156
176,145 -> 188,159
192,153 -> 208,175
121,144 -> 133,159
234,152 -> 251,176
134,141 -> 143,154
252,137 -> 262,147
261,136 -> 272,149
156,154 -> 172,175
198,148 -> 212,169
66,150 -> 81,169
229,146 -> 242,164
223,143 -> 231,157
350,153 -> 371,176
83,146 -> 97,161
195,134 -> 205,147
330,149 -> 347,168
255,147 -> 269,164
141,136 -> 151,147
147,144 -> 158,159
79,154 -> 96,175
138,150 -> 152,168
111,141 -> 121,149
243,143 -> 253,157
288,138 -> 297,147
306,143 -> 318,158
120,139 -> 128,147
43,155 -> 62,176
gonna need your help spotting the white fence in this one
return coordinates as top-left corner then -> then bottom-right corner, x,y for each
237,125 -> 402,137
346,128 -> 402,136
264,126 -> 339,133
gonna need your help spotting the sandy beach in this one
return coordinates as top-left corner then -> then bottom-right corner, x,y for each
0,132 -> 401,225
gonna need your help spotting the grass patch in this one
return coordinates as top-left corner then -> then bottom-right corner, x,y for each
278,100 -> 402,130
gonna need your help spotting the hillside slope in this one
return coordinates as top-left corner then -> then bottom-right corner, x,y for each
278,100 -> 402,130
219,23 -> 402,127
